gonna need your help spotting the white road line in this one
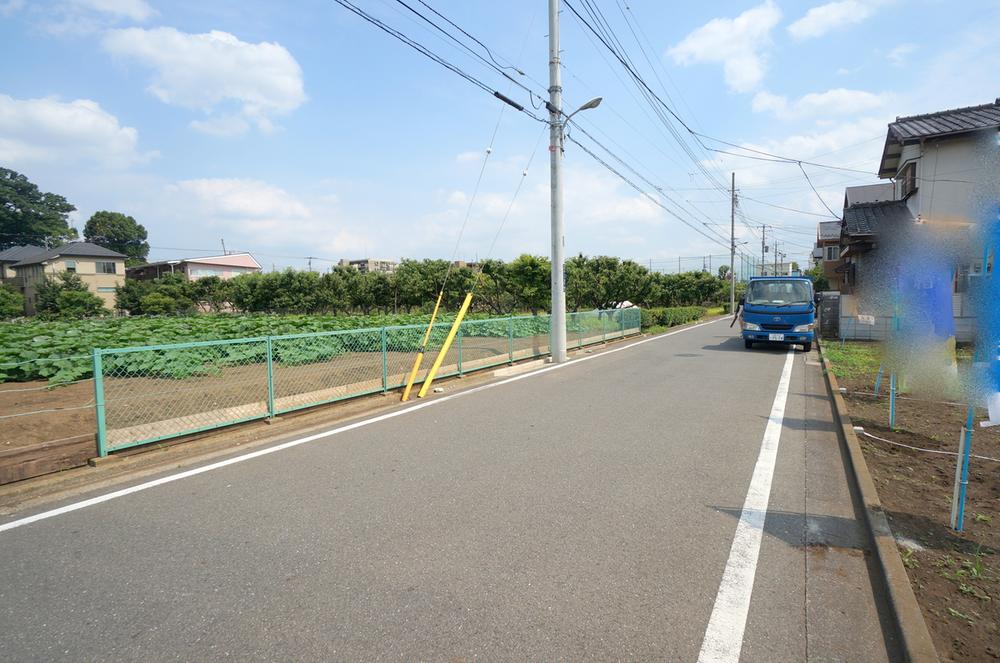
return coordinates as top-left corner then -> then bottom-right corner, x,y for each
0,318 -> 724,534
698,349 -> 796,663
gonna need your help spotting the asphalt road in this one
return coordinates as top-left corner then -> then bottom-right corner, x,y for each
0,319 -> 898,661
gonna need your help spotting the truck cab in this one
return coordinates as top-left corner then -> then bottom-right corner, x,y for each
740,276 -> 817,352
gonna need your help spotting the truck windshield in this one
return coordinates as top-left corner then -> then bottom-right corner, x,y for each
747,280 -> 812,306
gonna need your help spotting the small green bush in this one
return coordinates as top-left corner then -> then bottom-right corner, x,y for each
640,306 -> 706,330
0,285 -> 24,319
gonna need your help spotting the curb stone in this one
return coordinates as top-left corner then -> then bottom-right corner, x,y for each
817,340 -> 939,663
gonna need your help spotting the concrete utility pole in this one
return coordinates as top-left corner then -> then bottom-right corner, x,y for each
548,0 -> 567,364
547,0 -> 601,364
774,241 -> 780,273
760,225 -> 767,276
730,172 -> 736,312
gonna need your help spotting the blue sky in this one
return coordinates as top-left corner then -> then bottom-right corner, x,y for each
2,0 -> 998,271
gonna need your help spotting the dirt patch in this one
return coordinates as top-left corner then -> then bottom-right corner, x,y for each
837,370 -> 1000,662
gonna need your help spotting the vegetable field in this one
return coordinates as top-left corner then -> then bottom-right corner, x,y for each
0,312 -> 559,383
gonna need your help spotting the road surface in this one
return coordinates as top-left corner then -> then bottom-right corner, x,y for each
0,319 -> 898,661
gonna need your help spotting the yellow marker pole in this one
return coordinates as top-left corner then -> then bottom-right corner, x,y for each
401,291 -> 444,402
418,292 -> 473,398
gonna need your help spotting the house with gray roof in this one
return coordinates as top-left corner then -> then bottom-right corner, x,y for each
878,98 -> 999,228
10,241 -> 127,314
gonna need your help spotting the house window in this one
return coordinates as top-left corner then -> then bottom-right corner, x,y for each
825,246 -> 838,261
97,286 -> 116,293
899,162 -> 917,199
96,261 -> 116,274
64,260 -> 76,273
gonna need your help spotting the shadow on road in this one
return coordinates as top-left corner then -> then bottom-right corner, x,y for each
700,336 -> 799,354
710,506 -> 870,551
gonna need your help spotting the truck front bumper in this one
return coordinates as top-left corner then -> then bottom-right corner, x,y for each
741,330 -> 814,344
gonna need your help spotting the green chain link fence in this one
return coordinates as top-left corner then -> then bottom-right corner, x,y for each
93,307 -> 641,455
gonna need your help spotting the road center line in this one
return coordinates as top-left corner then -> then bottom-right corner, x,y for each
697,349 -> 796,663
0,318 -> 723,534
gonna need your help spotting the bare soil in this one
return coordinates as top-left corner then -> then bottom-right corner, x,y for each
0,333 -> 558,482
839,373 -> 1000,662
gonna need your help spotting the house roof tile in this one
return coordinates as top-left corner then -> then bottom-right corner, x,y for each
842,200 -> 913,236
11,241 -> 127,267
0,244 -> 46,263
888,99 -> 1000,142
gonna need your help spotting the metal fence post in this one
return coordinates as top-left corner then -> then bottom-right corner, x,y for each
621,309 -> 626,336
508,317 -> 514,364
602,311 -> 607,342
457,323 -> 464,376
381,327 -> 388,393
93,349 -> 108,457
266,336 -> 275,420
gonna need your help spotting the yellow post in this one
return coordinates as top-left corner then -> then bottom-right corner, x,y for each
401,291 -> 444,402
418,292 -> 473,398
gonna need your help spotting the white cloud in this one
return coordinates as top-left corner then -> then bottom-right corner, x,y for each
165,178 -> 372,258
171,179 -> 311,224
34,0 -> 155,35
887,43 -> 916,66
69,0 -> 154,21
0,0 -> 25,17
752,88 -> 886,118
101,27 -> 306,135
788,1 -> 875,40
668,1 -> 782,93
0,94 -> 156,168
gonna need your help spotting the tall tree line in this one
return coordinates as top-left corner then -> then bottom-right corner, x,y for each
115,255 -> 731,316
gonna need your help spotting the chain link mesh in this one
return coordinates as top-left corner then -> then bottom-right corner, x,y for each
96,309 -> 642,453
100,338 -> 270,450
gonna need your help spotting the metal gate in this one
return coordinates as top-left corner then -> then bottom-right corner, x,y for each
818,291 -> 840,339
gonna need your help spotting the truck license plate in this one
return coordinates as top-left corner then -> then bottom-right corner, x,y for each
768,333 -> 785,341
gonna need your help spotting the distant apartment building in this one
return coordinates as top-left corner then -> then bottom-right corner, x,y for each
9,242 -> 127,314
127,253 -> 262,281
338,258 -> 398,274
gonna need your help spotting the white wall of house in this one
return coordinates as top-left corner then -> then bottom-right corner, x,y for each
896,138 -> 977,223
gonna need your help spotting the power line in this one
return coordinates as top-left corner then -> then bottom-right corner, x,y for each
332,0 -> 544,122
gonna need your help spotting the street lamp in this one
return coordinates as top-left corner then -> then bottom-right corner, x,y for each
549,90 -> 602,364
565,97 -> 603,121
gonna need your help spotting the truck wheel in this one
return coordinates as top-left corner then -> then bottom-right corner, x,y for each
802,342 -> 812,352
744,339 -> 753,349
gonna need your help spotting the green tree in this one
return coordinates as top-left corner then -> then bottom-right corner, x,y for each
138,292 -> 180,315
114,279 -> 153,314
191,276 -> 232,312
804,264 -> 830,291
35,272 -> 107,317
0,168 -> 77,249
475,259 -> 516,315
83,210 -> 149,265
0,284 -> 25,318
506,254 -> 551,314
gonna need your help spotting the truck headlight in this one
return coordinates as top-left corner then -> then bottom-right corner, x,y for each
793,323 -> 814,332
742,322 -> 761,331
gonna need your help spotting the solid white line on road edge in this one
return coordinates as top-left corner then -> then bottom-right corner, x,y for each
0,318 -> 725,534
698,349 -> 796,663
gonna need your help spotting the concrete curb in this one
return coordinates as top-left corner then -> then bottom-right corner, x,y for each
817,341 -> 939,663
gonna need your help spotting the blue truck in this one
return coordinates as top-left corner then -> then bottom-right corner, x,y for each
739,276 -> 817,352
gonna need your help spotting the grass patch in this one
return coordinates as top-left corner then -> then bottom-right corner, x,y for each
705,306 -> 725,316
822,341 -> 882,379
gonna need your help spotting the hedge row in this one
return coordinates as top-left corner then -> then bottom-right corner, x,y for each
639,306 -> 707,330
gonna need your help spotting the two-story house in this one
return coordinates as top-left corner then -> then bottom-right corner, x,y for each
11,242 -> 127,314
0,245 -> 46,300
834,98 -> 999,340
